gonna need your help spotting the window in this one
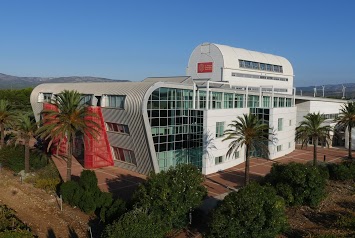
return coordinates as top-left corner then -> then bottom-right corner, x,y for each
289,120 -> 292,126
234,150 -> 240,159
278,118 -> 283,131
248,95 -> 259,108
277,145 -> 282,152
235,94 -> 244,108
216,122 -> 225,138
224,93 -> 234,109
263,96 -> 270,108
112,147 -> 136,164
106,122 -> 130,134
288,142 -> 291,149
215,156 -> 223,165
104,95 -> 126,109
211,92 -> 222,109
38,92 -> 52,103
80,94 -> 93,106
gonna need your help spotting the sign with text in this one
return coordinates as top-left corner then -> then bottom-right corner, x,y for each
197,62 -> 213,73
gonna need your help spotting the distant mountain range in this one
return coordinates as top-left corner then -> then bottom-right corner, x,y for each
296,83 -> 355,99
1,73 -> 354,99
0,73 -> 129,89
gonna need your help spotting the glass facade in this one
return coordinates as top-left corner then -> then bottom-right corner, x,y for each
147,87 -> 203,172
145,86 -> 294,172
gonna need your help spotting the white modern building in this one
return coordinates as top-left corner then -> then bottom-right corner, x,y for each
30,43 -> 350,176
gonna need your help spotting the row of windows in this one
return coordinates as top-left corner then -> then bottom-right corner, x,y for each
232,72 -> 288,81
277,118 -> 293,131
276,142 -> 293,152
38,93 -> 126,110
215,151 -> 240,165
239,60 -> 283,73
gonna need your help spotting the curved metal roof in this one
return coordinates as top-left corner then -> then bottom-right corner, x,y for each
212,43 -> 293,76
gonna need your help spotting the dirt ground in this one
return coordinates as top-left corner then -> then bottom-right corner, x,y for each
0,169 -> 98,238
284,180 -> 355,237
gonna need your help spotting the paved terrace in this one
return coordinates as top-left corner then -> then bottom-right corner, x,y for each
52,145 -> 349,200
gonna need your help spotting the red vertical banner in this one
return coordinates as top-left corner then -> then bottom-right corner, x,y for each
197,62 -> 213,73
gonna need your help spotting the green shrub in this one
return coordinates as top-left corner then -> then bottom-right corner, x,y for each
0,145 -> 48,172
60,170 -> 114,214
34,178 -> 61,192
101,209 -> 165,238
207,183 -> 287,238
264,162 -> 326,207
328,162 -> 355,181
0,230 -> 34,238
132,164 -> 207,233
60,181 -> 83,206
0,205 -> 33,237
100,198 -> 126,224
336,213 -> 355,229
25,162 -> 61,192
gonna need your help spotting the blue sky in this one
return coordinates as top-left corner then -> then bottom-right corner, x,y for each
0,0 -> 354,87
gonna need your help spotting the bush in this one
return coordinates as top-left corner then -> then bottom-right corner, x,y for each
25,162 -> 61,192
101,209 -> 165,238
207,183 -> 287,238
264,163 -> 326,207
60,181 -> 83,207
0,205 -> 33,237
132,164 -> 207,233
328,162 -> 355,181
100,198 -> 126,224
0,145 -> 48,172
60,170 -> 115,214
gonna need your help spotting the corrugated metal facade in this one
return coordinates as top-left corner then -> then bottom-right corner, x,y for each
30,78 -> 193,175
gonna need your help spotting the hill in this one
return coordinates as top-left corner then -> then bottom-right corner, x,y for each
0,73 -> 129,89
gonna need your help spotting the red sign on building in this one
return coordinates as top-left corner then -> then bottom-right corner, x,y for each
197,62 -> 213,73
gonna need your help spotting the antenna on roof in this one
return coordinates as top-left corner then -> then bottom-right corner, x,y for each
322,85 -> 325,97
342,84 -> 346,99
313,86 -> 317,97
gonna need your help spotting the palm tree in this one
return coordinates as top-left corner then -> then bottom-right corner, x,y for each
295,112 -> 331,166
14,114 -> 37,173
223,114 -> 274,186
336,102 -> 355,160
37,90 -> 99,181
0,99 -> 15,149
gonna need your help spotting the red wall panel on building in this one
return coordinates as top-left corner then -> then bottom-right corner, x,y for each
84,107 -> 114,168
197,62 -> 213,73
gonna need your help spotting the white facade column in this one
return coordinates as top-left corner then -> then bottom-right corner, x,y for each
259,87 -> 262,108
206,81 -> 210,110
192,82 -> 196,109
245,86 -> 248,108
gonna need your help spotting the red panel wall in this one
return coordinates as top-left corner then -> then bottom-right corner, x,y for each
43,103 -> 113,168
84,107 -> 114,168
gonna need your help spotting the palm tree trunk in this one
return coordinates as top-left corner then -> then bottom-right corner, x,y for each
0,123 -> 4,149
244,146 -> 250,186
313,137 -> 318,166
25,137 -> 30,173
66,137 -> 73,182
349,126 -> 352,160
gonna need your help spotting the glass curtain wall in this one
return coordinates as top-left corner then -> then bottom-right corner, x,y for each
147,87 -> 203,172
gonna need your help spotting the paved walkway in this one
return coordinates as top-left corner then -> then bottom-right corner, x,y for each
52,145 -> 349,200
